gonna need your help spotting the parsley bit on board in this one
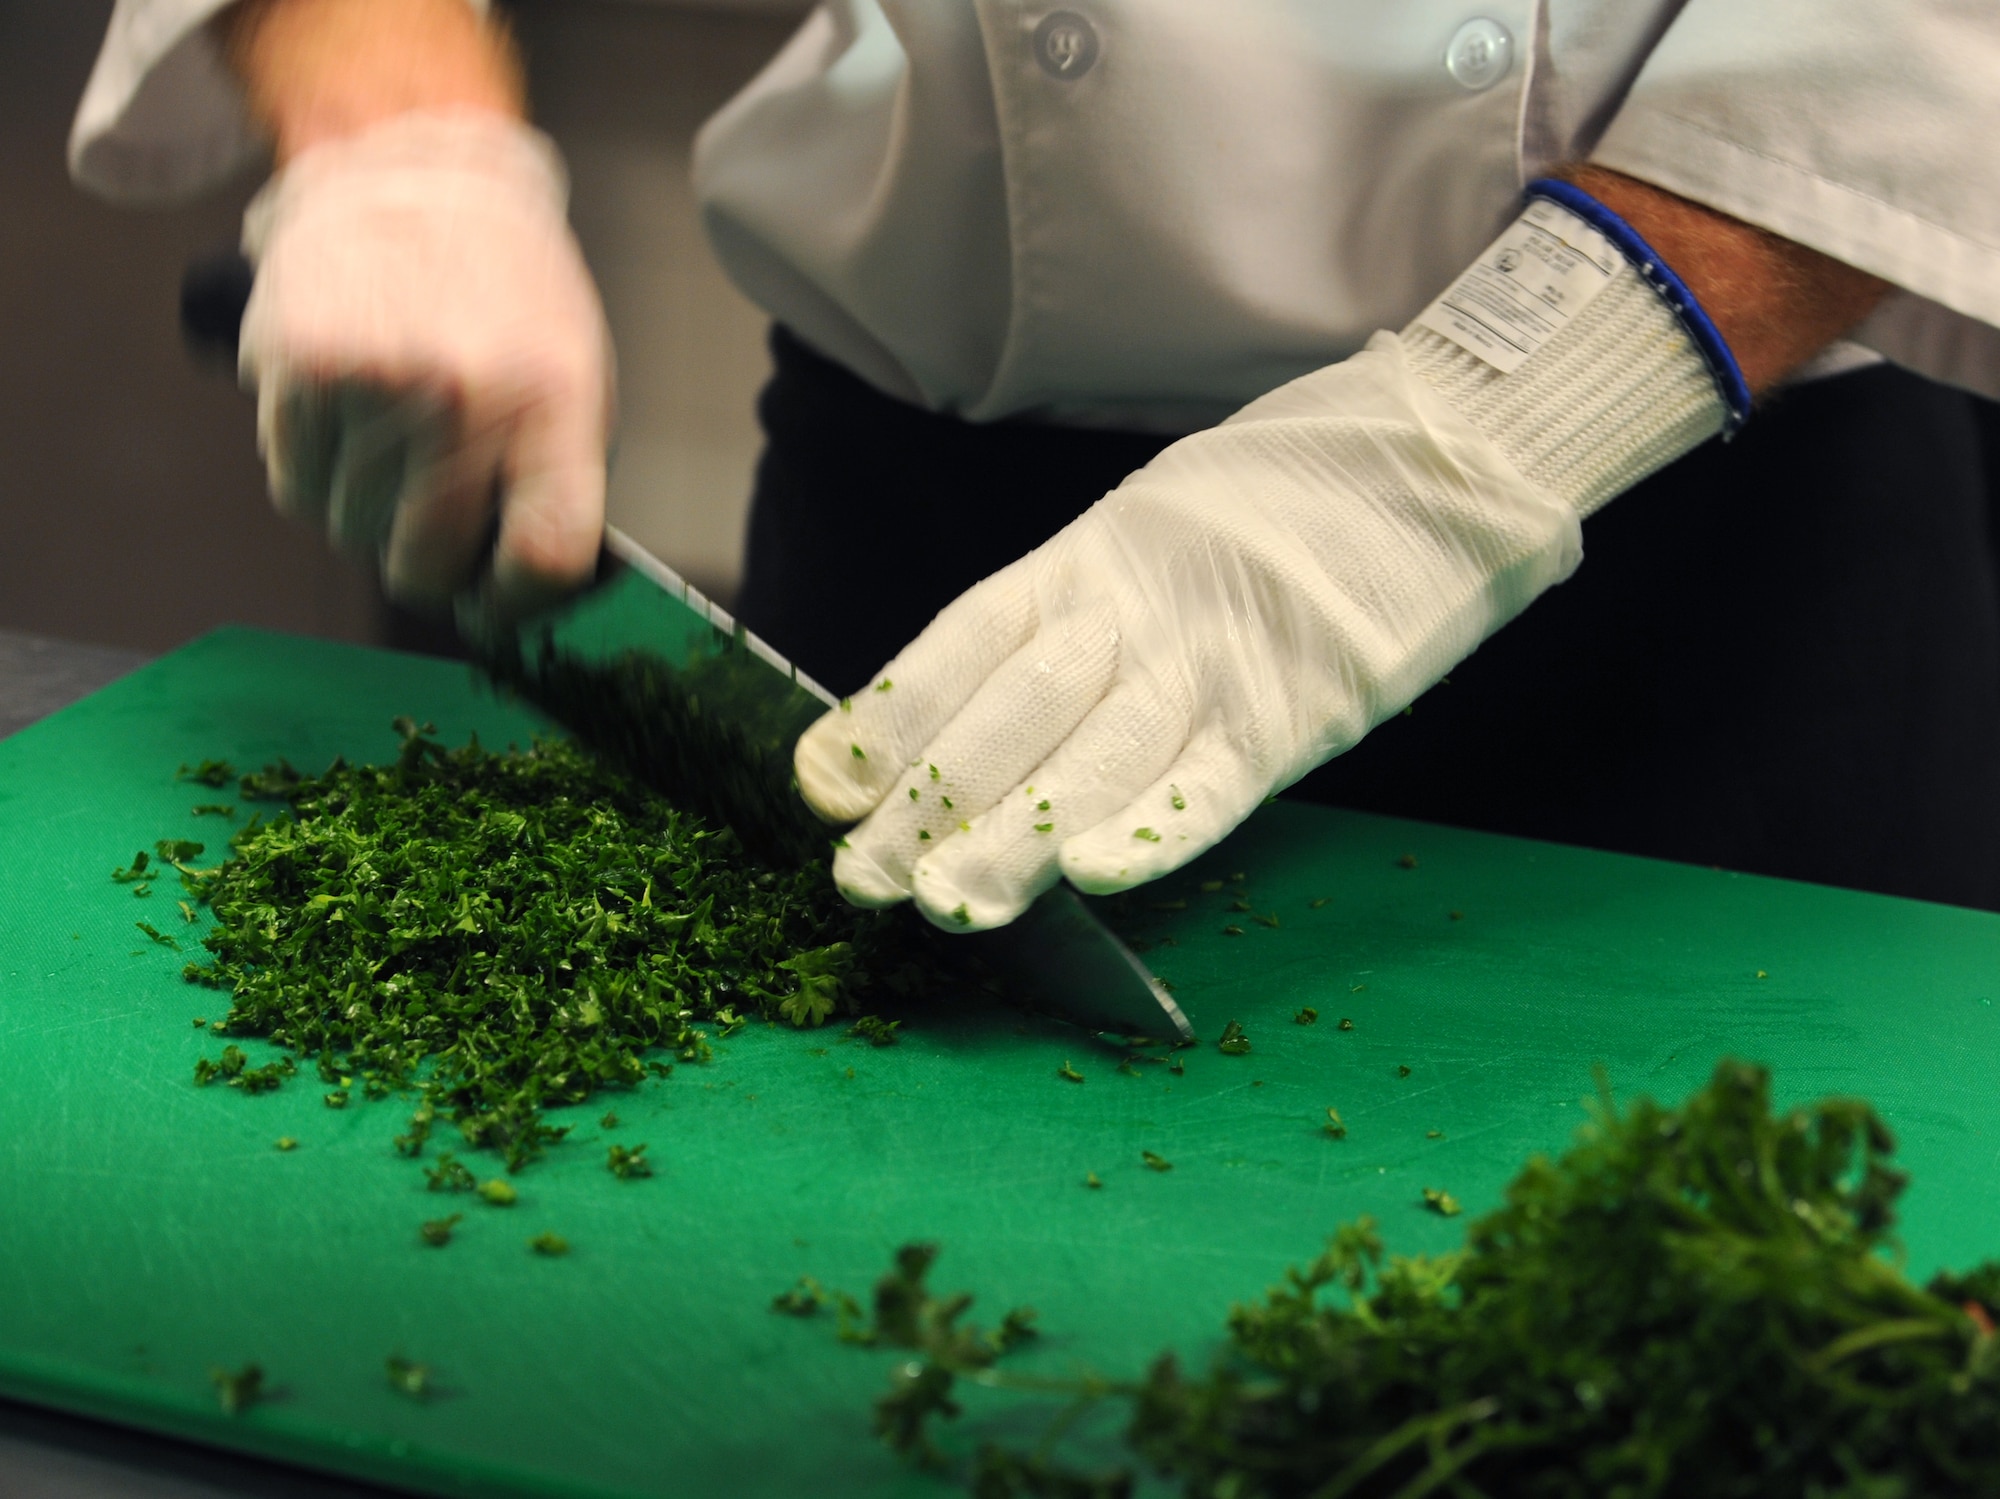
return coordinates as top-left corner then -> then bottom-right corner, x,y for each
607,1143 -> 653,1179
209,1363 -> 263,1415
135,920 -> 179,950
178,760 -> 236,787
424,1154 -> 476,1193
850,1015 -> 901,1046
772,1277 -> 826,1316
385,1356 -> 433,1401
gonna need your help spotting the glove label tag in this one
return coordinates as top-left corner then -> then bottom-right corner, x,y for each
1413,198 -> 1616,374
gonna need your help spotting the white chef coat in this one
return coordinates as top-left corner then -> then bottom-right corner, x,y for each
70,0 -> 2000,429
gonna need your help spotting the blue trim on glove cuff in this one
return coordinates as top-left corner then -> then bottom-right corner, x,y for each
1526,177 -> 1753,434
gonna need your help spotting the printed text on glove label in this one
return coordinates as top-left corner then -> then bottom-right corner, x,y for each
1414,198 -> 1617,374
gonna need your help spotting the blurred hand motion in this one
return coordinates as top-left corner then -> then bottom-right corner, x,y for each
238,109 -> 615,623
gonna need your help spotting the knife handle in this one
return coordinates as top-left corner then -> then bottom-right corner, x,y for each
180,249 -> 254,371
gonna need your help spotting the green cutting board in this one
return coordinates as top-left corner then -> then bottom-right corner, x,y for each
4,628 -> 2000,1497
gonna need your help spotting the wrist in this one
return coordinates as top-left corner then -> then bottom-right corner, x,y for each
1561,165 -> 1889,395
241,110 -> 572,271
221,0 -> 523,164
1402,183 -> 1741,517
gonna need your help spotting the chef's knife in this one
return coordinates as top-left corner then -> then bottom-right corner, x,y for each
178,250 -> 1192,1041
487,527 -> 1194,1041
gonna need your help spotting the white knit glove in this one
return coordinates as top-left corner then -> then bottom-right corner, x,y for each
795,188 -> 1742,931
239,110 -> 614,619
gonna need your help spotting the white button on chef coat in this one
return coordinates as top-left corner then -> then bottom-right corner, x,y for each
70,0 -> 2000,428
1443,18 -> 1512,93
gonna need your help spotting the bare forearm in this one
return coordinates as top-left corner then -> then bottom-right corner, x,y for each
1565,165 -> 1887,397
219,0 -> 523,164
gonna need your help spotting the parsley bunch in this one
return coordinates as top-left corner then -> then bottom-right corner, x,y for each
833,1062 -> 2000,1497
183,721 -> 916,1169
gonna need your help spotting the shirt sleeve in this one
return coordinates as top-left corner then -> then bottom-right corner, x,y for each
69,0 -> 489,208
69,0 -> 261,205
1588,0 -> 2000,400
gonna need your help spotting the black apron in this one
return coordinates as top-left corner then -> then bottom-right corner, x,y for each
736,327 -> 2000,912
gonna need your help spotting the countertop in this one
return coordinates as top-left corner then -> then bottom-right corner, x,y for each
0,629 -> 149,742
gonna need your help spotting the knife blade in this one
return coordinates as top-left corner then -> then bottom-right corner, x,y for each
481,525 -> 1194,1043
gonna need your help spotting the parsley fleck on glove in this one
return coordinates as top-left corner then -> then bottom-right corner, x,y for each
239,110 -> 614,621
796,185 -> 1746,931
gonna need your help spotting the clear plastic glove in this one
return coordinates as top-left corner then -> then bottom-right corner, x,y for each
239,109 -> 614,620
795,334 -> 1585,931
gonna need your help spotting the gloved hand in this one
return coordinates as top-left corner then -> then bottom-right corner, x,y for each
238,109 -> 614,621
795,187 -> 1740,931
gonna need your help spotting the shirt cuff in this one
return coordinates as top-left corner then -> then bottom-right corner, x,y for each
70,0 -> 258,205
68,0 -> 492,207
1593,106 -> 2000,339
1594,108 -> 2000,405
